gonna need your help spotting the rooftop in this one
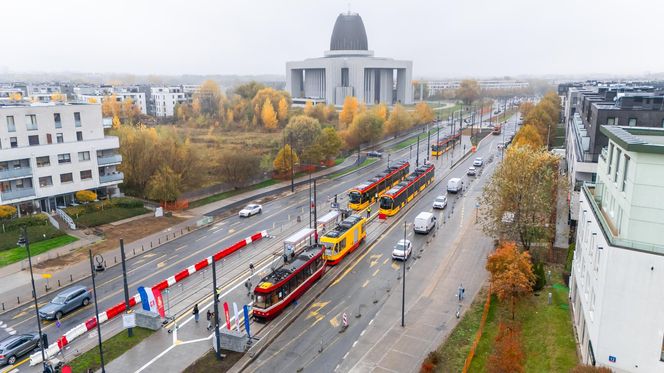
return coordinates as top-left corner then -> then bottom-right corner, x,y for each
600,126 -> 664,154
0,101 -> 94,109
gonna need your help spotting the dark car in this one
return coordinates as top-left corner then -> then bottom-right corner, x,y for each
0,332 -> 40,366
39,285 -> 91,320
367,151 -> 383,158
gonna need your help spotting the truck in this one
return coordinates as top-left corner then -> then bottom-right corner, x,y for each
492,123 -> 502,135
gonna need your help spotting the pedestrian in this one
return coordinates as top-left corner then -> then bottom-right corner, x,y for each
206,310 -> 213,330
458,284 -> 464,301
192,304 -> 199,323
456,304 -> 461,319
461,286 -> 465,301
367,207 -> 371,218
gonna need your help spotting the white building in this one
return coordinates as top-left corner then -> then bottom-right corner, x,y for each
570,125 -> 664,372
286,12 -> 413,106
150,86 -> 186,117
0,102 -> 123,215
425,80 -> 529,96
74,86 -> 147,115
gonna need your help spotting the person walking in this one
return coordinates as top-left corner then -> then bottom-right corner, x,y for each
193,304 -> 200,323
206,310 -> 213,330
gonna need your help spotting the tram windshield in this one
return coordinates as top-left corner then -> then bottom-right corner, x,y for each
348,191 -> 362,204
380,196 -> 393,210
255,294 -> 268,308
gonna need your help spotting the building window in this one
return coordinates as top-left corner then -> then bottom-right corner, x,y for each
622,155 -> 630,192
36,156 -> 50,167
57,153 -> 71,164
76,131 -> 83,141
6,116 -> 15,132
628,118 -> 637,127
661,335 -> 664,361
25,114 -> 38,130
80,170 -> 92,180
54,113 -> 62,128
60,173 -> 73,183
661,118 -> 664,128
78,151 -> 90,161
607,117 -> 615,126
74,112 -> 81,127
56,133 -> 64,143
39,176 -> 53,187
607,143 -> 614,175
10,137 -> 17,148
46,133 -> 52,144
614,149 -> 621,182
28,135 -> 39,146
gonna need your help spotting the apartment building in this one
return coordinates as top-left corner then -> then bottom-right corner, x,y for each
570,126 -> 664,372
425,80 -> 529,96
74,85 -> 147,114
150,86 -> 186,117
0,102 -> 123,215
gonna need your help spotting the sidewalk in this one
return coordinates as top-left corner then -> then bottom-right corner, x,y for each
553,159 -> 570,249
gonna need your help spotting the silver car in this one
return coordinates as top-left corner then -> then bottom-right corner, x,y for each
39,285 -> 91,320
0,332 -> 40,366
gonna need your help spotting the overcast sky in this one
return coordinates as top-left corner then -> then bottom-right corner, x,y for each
3,0 -> 663,78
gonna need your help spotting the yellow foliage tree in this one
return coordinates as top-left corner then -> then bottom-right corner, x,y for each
9,92 -> 22,101
373,103 -> 389,121
339,96 -> 359,129
50,93 -> 66,102
261,98 -> 278,130
303,100 -> 314,116
278,97 -> 289,124
226,108 -> 234,124
75,190 -> 98,203
112,115 -> 122,129
273,144 -> 299,175
414,102 -> 434,125
102,94 -> 121,117
0,205 -> 17,219
512,124 -> 544,149
384,104 -> 412,136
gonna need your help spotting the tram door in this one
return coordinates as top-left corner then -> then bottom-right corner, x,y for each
354,228 -> 358,244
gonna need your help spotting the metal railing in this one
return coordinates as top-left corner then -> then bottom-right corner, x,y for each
55,208 -> 76,230
97,154 -> 122,165
100,172 -> 124,183
0,166 -> 32,180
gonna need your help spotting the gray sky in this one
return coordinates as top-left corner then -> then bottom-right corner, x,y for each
3,0 -> 663,78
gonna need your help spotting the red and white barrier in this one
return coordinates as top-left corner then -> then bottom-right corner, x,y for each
30,230 -> 268,365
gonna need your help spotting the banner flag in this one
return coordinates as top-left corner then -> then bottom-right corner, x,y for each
243,305 -> 251,339
223,302 -> 231,330
152,288 -> 165,318
233,302 -> 240,331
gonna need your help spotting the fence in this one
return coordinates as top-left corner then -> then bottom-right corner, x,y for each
462,287 -> 493,373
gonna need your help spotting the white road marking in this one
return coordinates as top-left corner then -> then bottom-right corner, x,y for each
195,235 -> 208,242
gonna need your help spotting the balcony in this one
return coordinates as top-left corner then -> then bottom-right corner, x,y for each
1,188 -> 36,201
0,167 -> 32,181
97,154 -> 123,166
100,172 -> 124,184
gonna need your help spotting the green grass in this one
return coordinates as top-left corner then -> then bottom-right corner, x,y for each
393,136 -> 420,150
328,158 -> 378,179
188,179 -> 280,209
551,125 -> 566,148
73,207 -> 150,228
0,224 -> 65,251
68,327 -> 153,372
430,266 -> 577,372
0,235 -> 78,267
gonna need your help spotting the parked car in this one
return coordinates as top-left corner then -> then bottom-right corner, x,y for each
473,157 -> 483,167
0,333 -> 40,366
497,143 -> 505,150
239,204 -> 262,217
467,166 -> 477,176
39,285 -> 91,320
392,239 -> 412,260
432,195 -> 448,209
367,151 -> 383,158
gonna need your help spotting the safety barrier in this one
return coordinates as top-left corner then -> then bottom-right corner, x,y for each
30,230 -> 268,366
461,287 -> 492,373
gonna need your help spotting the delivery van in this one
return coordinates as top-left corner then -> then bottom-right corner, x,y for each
447,178 -> 463,193
413,211 -> 436,234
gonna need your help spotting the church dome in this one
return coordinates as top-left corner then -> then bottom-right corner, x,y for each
330,12 -> 368,51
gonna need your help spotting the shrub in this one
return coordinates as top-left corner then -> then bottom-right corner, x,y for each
75,190 -> 97,203
533,261 -> 546,291
4,215 -> 48,231
112,197 -> 144,208
0,205 -> 17,220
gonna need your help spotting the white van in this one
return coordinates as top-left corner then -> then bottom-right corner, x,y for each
414,212 -> 436,234
447,178 -> 464,193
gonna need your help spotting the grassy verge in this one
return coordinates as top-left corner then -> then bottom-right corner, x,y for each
430,266 -> 577,372
68,327 -> 153,372
188,179 -> 279,209
0,235 -> 78,267
0,224 -> 65,251
491,108 -> 519,124
184,349 -> 244,372
74,207 -> 150,227
328,158 -> 377,179
551,125 -> 566,148
393,136 -> 420,150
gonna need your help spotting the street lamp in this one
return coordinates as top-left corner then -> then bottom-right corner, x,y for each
17,227 -> 49,373
401,220 -> 407,327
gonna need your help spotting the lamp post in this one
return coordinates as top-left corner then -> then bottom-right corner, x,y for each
401,220 -> 406,327
17,227 -> 49,373
88,250 -> 106,372
289,133 -> 294,193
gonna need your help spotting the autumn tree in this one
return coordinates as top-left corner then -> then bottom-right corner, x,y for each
488,322 -> 525,373
122,97 -> 140,124
486,242 -> 535,319
339,96 -> 359,129
252,88 -> 291,127
519,102 -> 535,118
102,94 -> 121,117
284,115 -> 322,155
75,190 -> 97,203
0,205 -> 17,232
277,97 -> 289,124
261,98 -> 279,130
344,112 -> 384,149
50,93 -> 66,102
384,104 -> 412,136
372,103 -> 389,122
193,80 -> 224,117
146,166 -> 182,202
303,100 -> 314,117
273,144 -> 299,176
217,150 -> 261,187
317,127 -> 343,162
233,81 -> 267,99
512,124 -> 544,149
413,102 -> 435,125
479,146 -> 561,250
456,79 -> 481,104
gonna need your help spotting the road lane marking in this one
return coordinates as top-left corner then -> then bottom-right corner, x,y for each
306,301 -> 330,320
329,316 -> 339,328
369,254 -> 382,268
175,245 -> 187,251
157,261 -> 166,269
391,262 -> 400,270
362,280 -> 369,288
372,269 -> 380,277
383,258 -> 389,265
195,235 -> 208,242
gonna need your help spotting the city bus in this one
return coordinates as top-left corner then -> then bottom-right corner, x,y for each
347,161 -> 409,210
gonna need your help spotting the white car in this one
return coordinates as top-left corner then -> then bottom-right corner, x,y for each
433,195 -> 448,209
392,239 -> 412,261
239,204 -> 262,217
473,157 -> 483,167
467,167 -> 477,176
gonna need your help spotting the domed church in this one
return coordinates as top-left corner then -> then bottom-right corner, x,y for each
286,12 -> 413,106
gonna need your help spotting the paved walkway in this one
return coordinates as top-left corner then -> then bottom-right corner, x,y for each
554,159 -> 570,249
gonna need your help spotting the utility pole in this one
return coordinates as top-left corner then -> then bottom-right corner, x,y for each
212,258 -> 222,360
426,123 -> 430,163
436,127 -> 440,159
88,250 -> 106,372
120,239 -> 132,337
416,135 -> 420,167
401,220 -> 406,327
289,133 -> 294,193
313,179 -> 318,243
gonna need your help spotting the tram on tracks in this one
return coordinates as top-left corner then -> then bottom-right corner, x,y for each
379,162 -> 435,217
430,132 -> 461,156
253,229 -> 325,320
347,161 -> 410,210
321,214 -> 367,265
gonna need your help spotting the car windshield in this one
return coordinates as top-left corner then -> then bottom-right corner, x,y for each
245,205 -> 256,209
395,242 -> 407,251
435,197 -> 446,202
52,295 -> 67,304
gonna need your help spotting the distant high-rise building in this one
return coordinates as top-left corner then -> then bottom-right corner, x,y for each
286,12 -> 413,106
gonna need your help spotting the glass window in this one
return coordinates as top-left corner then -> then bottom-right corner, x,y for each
25,114 -> 38,130
54,113 -> 62,128
80,170 -> 92,180
58,153 -> 71,164
628,118 -> 637,127
622,155 -> 630,192
39,176 -> 53,187
28,135 -> 39,146
56,133 -> 63,143
78,151 -> 90,161
74,112 -> 81,127
76,131 -> 83,141
6,116 -> 15,132
36,156 -> 50,167
606,117 -> 615,126
10,137 -> 18,148
60,173 -> 73,183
